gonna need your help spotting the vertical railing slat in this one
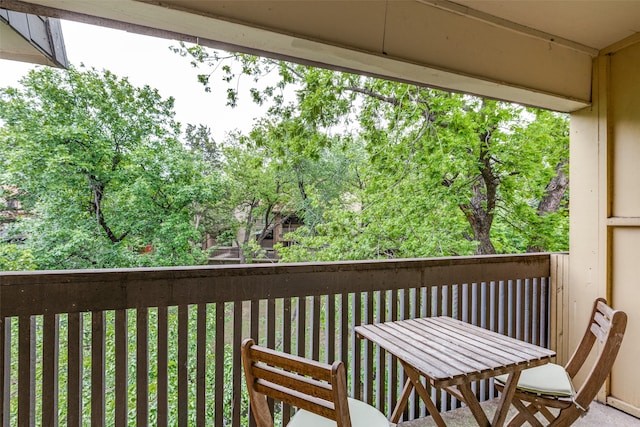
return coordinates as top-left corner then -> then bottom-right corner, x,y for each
177,305 -> 188,427
250,300 -> 259,344
1,317 -> 9,427
518,279 -> 525,341
67,313 -> 82,427
499,281 -> 507,336
509,279 -> 517,338
340,293 -> 348,369
465,283 -> 472,324
18,315 -> 34,427
389,290 -> 398,414
531,279 -> 538,345
423,287 -> 438,417
297,297 -> 306,359
114,310 -> 128,427
282,298 -> 292,425
311,295 -> 320,362
351,292 -> 362,400
492,281 -> 499,334
541,277 -> 549,347
481,283 -> 491,401
418,287 -> 430,416
527,278 -> 534,343
196,304 -> 206,427
364,291 -> 374,405
249,299 -> 259,427
137,308 -> 149,427
446,285 -> 453,317
375,290 -> 386,412
42,314 -> 58,427
283,298 -> 292,356
267,298 -> 276,349
157,306 -> 168,427
91,311 -> 105,426
424,286 -> 436,414
399,288 -> 410,419
214,303 -> 224,427
432,286 -> 440,317
266,298 -> 276,427
326,295 -> 335,364
409,288 -> 420,418
232,301 -> 242,426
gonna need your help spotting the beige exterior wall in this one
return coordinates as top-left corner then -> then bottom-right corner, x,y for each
571,42 -> 640,416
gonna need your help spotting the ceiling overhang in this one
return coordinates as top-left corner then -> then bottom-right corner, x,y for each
2,1 -> 637,112
0,7 -> 67,68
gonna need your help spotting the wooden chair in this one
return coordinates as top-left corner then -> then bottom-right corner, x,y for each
494,298 -> 627,427
241,338 -> 390,427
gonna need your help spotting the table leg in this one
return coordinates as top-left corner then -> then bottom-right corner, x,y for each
458,382 -> 490,427
390,378 -> 413,423
401,363 -> 447,427
491,370 -> 521,427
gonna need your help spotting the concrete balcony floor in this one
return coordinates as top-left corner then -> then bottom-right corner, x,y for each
397,400 -> 640,427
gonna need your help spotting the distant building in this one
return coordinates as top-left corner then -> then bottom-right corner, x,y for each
208,210 -> 304,264
0,186 -> 25,242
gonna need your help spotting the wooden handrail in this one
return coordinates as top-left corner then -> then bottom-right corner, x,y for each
0,253 -> 555,426
0,253 -> 550,316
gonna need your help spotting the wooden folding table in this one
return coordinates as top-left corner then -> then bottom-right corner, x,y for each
355,316 -> 556,427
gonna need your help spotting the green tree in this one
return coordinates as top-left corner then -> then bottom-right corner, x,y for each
0,66 -> 221,269
176,47 -> 569,259
219,113 -> 359,263
221,126 -> 297,263
0,243 -> 36,271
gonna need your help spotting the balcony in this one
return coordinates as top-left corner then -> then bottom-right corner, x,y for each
0,252 -> 629,426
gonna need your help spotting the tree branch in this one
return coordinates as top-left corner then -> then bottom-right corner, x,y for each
345,86 -> 401,107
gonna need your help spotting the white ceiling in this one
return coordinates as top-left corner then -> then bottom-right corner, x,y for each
4,0 -> 640,111
453,0 -> 640,50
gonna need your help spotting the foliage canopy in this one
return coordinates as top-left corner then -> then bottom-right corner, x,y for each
176,47 -> 569,261
0,50 -> 569,270
0,66 -> 221,269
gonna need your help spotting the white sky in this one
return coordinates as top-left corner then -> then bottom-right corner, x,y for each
0,20 -> 269,142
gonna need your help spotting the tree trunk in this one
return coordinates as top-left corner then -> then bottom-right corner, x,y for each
527,161 -> 569,252
239,202 -> 258,264
460,176 -> 497,255
89,176 -> 128,243
537,161 -> 569,216
458,130 -> 498,255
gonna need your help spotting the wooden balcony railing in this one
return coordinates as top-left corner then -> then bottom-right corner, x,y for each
0,253 -> 566,426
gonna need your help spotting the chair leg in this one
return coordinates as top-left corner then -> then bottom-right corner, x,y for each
547,407 -> 583,427
506,411 -> 528,427
507,398 -> 544,427
539,405 -> 557,423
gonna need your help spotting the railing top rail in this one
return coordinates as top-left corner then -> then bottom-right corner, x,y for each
0,253 -> 552,279
0,253 -> 552,317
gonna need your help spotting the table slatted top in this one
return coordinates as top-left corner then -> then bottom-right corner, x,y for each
355,316 -> 556,388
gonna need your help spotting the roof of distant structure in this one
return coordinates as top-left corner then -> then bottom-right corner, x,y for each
0,8 -> 67,68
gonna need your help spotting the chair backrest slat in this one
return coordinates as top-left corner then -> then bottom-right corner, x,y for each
254,379 -> 336,418
589,321 -> 608,343
595,299 -> 615,318
564,298 -> 627,409
250,344 -> 333,381
593,311 -> 608,329
253,364 -> 335,401
242,338 -> 353,427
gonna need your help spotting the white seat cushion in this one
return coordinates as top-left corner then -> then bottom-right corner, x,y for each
495,363 -> 575,397
287,397 -> 390,427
